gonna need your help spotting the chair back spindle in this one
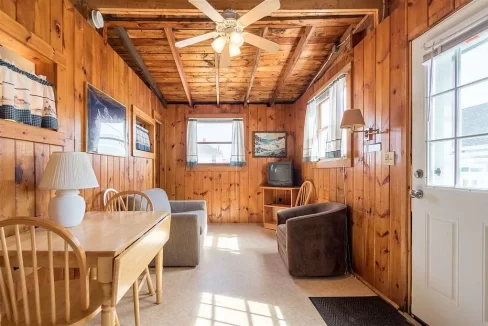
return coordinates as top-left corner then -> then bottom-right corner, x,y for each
105,191 -> 154,212
0,218 -> 89,325
103,188 -> 119,207
295,181 -> 314,207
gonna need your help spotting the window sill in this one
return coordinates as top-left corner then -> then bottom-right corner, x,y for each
0,119 -> 65,146
313,157 -> 352,169
185,164 -> 248,172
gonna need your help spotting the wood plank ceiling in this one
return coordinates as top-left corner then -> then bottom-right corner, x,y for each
105,11 -> 367,105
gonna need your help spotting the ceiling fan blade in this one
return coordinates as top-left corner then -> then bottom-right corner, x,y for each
175,31 -> 219,48
238,0 -> 280,27
189,0 -> 225,23
220,44 -> 230,68
243,32 -> 280,52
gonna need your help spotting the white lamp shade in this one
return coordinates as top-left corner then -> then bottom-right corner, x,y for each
340,109 -> 366,129
229,43 -> 241,57
212,36 -> 227,53
39,152 -> 99,190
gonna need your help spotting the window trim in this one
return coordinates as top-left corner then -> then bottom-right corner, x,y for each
308,63 -> 353,169
185,113 -> 248,171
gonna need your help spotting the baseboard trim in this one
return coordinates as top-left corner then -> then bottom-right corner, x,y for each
352,272 -> 399,309
352,273 -> 422,325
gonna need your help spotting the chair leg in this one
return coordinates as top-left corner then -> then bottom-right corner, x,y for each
114,311 -> 120,326
132,283 -> 140,326
145,267 -> 155,295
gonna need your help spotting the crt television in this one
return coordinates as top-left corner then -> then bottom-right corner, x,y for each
267,162 -> 294,187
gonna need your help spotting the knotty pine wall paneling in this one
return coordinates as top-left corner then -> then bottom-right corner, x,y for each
0,0 -> 165,221
293,0 -> 471,309
162,104 -> 295,224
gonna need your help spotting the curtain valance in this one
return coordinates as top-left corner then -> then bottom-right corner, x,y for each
0,58 -> 58,130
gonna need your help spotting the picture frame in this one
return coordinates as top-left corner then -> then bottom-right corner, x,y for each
253,131 -> 287,158
86,83 -> 128,157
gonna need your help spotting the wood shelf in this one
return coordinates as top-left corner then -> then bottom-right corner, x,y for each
264,203 -> 292,209
132,105 -> 155,160
0,119 -> 65,146
260,185 -> 300,230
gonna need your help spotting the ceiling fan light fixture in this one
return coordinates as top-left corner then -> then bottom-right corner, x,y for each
229,43 -> 241,57
230,32 -> 244,47
212,36 -> 227,53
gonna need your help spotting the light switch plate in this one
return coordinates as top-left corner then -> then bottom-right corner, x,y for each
384,151 -> 395,165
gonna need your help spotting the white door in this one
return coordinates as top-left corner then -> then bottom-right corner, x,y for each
411,1 -> 488,325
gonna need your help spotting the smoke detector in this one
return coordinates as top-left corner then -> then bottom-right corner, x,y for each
90,10 -> 104,29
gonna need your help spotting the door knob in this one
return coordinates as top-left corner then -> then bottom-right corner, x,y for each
409,189 -> 424,199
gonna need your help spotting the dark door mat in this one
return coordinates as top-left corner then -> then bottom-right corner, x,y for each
309,296 -> 411,326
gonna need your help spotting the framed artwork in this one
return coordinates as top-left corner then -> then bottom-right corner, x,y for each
86,83 -> 127,157
253,131 -> 287,158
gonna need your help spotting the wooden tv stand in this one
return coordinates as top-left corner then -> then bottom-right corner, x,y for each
260,184 -> 301,230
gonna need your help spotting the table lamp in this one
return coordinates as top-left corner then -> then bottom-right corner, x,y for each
39,152 -> 99,227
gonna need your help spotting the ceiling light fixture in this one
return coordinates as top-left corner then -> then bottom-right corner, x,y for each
230,32 -> 244,47
229,43 -> 241,57
211,36 -> 227,53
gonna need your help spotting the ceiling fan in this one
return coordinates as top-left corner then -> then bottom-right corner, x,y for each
175,0 -> 281,68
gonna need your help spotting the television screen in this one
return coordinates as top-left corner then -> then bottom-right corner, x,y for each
268,162 -> 293,187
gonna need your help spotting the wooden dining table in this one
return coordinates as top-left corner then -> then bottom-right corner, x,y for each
2,211 -> 171,326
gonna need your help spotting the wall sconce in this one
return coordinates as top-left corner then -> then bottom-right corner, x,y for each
340,109 -> 379,141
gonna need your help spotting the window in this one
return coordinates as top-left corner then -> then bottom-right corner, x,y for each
303,66 -> 350,165
186,117 -> 246,167
425,29 -> 488,190
196,119 -> 232,164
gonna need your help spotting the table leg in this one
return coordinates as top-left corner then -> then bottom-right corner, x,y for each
155,249 -> 163,304
98,257 -> 115,326
101,283 -> 115,326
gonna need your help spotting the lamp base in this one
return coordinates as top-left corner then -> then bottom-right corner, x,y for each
48,190 -> 86,227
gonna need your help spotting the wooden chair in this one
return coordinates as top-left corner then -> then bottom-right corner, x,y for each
0,217 -> 103,325
105,190 -> 155,326
295,181 -> 314,207
103,188 -> 119,207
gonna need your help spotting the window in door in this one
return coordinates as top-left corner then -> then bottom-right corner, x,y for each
426,29 -> 488,190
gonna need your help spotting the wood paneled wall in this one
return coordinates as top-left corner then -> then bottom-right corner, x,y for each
161,104 -> 295,223
293,0 -> 471,309
0,0 -> 164,222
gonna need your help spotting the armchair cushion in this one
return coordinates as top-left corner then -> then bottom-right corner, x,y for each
143,188 -> 171,213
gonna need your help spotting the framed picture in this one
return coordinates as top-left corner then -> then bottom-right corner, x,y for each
86,83 -> 127,157
253,131 -> 287,158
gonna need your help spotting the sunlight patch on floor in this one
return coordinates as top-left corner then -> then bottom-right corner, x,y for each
195,292 -> 287,326
204,233 -> 240,254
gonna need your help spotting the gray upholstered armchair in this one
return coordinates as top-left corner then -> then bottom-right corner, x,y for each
277,202 -> 348,277
143,189 -> 207,267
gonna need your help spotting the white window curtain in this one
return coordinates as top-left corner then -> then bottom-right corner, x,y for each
325,76 -> 346,159
0,57 -> 58,130
302,99 -> 319,162
186,119 -> 198,167
230,119 -> 246,166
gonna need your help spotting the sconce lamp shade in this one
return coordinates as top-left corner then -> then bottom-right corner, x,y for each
39,152 -> 99,190
340,109 -> 365,129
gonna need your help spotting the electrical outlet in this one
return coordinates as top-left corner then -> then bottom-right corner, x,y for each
384,151 -> 395,166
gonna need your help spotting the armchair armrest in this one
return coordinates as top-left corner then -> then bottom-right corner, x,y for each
277,203 -> 326,225
169,200 -> 207,213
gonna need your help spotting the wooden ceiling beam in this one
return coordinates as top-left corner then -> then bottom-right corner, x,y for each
114,27 -> 167,107
105,15 -> 365,29
215,54 -> 220,106
83,0 -> 383,13
164,27 -> 193,107
304,24 -> 355,93
244,27 -> 268,105
270,25 -> 315,106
